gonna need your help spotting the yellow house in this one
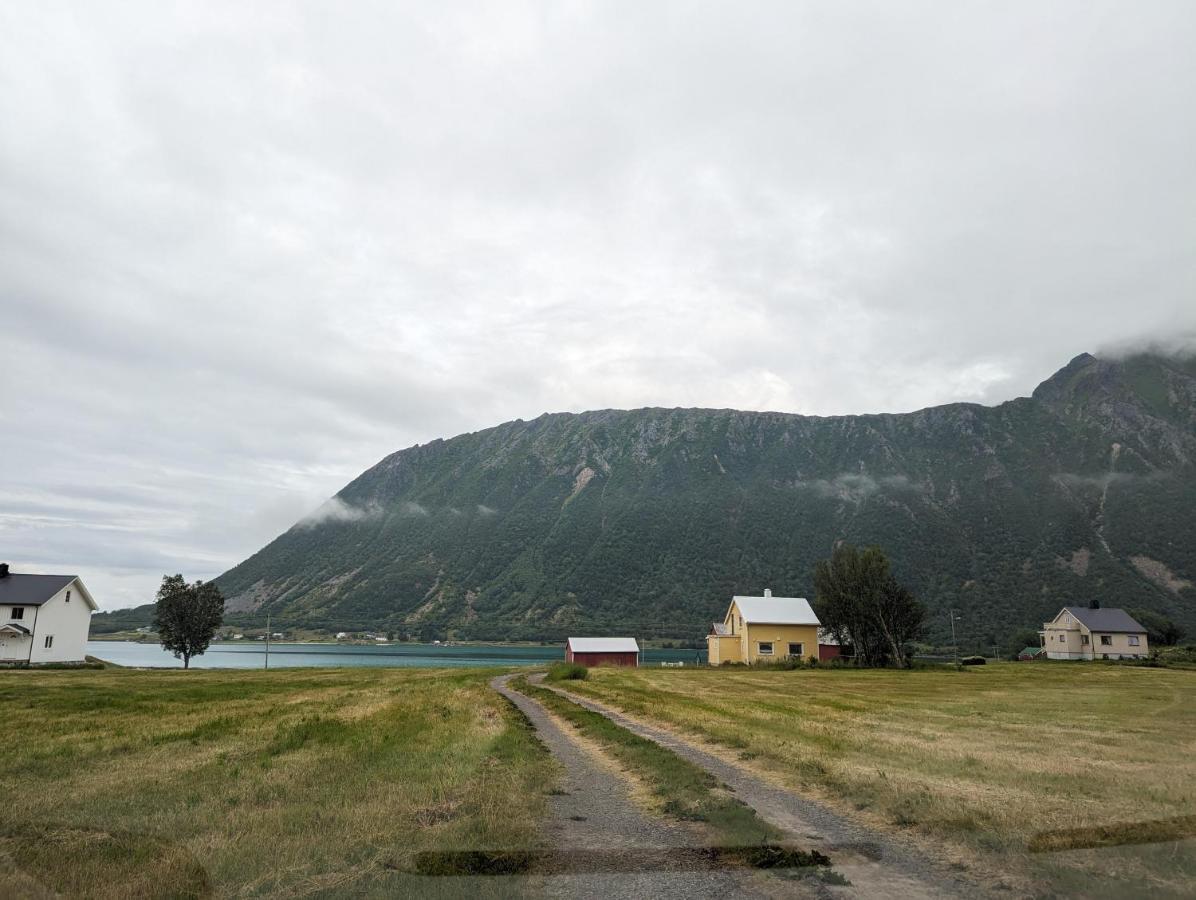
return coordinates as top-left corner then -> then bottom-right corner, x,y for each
707,589 -> 820,664
1040,606 -> 1149,660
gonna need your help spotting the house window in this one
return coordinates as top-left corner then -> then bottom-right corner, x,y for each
10,607 -> 23,620
65,590 -> 71,603
1082,634 -> 1090,645
44,635 -> 53,649
1100,635 -> 1112,646
787,643 -> 804,657
1128,635 -> 1140,646
757,642 -> 774,656
1059,634 -> 1066,642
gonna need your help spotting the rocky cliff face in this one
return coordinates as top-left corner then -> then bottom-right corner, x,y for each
216,352 -> 1196,645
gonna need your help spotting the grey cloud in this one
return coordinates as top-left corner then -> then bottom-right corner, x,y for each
297,498 -> 382,528
2,2 -> 1193,607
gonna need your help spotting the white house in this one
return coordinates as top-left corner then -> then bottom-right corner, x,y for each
0,564 -> 97,664
1040,606 -> 1149,660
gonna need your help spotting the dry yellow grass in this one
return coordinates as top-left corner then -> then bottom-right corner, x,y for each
564,661 -> 1196,896
0,667 -> 555,898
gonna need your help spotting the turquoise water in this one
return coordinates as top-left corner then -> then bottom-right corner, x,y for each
88,640 -> 708,669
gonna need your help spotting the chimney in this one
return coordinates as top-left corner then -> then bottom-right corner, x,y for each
0,563 -> 8,578
763,588 -> 771,598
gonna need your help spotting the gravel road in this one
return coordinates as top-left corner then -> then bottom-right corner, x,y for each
532,677 -> 989,900
491,674 -> 784,899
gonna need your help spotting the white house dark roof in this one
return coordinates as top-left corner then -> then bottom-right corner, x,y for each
732,595 -> 820,626
0,573 -> 78,606
1062,607 -> 1147,634
567,637 -> 640,653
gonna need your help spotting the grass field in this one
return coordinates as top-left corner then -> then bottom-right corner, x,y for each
0,667 -> 555,898
562,661 -> 1196,896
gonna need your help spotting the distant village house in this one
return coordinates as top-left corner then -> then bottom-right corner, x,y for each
565,637 -> 640,667
707,589 -> 839,664
1040,607 -> 1149,660
0,564 -> 97,664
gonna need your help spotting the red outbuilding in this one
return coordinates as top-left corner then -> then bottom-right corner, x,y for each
565,637 -> 640,667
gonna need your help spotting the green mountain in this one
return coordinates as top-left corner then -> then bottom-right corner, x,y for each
215,351 -> 1196,648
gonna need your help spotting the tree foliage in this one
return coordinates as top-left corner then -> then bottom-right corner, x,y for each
813,544 -> 925,667
153,574 -> 225,669
1127,608 -> 1186,647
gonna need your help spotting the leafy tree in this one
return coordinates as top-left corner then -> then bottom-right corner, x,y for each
1128,608 -> 1186,647
814,544 -> 925,667
153,574 -> 225,669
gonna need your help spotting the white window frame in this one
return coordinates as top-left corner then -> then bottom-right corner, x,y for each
757,641 -> 774,656
1100,635 -> 1112,646
1128,635 -> 1140,646
44,635 -> 54,649
10,607 -> 23,620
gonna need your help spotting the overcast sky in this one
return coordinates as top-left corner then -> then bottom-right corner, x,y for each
2,2 -> 1194,610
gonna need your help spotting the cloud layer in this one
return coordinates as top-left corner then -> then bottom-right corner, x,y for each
2,2 -> 1194,607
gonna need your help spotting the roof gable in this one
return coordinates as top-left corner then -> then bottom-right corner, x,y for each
0,574 -> 85,608
567,637 -> 639,653
731,595 -> 820,626
1063,606 -> 1147,634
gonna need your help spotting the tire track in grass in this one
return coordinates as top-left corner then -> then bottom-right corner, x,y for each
492,675 -> 838,898
535,675 -> 990,899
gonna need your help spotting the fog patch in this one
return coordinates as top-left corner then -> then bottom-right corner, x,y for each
1052,472 -> 1160,490
1096,330 -> 1196,361
795,473 -> 915,501
400,501 -> 430,517
297,497 -> 381,528
477,504 -> 498,516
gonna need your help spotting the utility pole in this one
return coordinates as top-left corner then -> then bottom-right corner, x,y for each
949,609 -> 961,668
265,614 -> 271,670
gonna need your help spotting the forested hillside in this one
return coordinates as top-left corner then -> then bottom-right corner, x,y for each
215,351 -> 1196,647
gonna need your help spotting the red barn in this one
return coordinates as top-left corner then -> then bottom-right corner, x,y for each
565,637 -> 640,667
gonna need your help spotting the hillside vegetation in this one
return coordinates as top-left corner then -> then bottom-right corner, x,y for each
214,351 -> 1196,645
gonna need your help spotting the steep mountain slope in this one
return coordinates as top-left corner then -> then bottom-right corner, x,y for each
216,352 -> 1196,646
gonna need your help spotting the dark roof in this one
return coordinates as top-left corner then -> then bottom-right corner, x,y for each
0,574 -> 77,606
1064,607 -> 1147,634
0,622 -> 31,635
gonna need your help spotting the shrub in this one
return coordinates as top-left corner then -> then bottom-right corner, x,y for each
960,655 -> 986,666
546,662 -> 589,681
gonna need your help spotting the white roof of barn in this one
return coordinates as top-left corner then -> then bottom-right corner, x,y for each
732,595 -> 820,626
567,637 -> 640,653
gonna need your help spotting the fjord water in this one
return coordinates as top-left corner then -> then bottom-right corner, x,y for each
87,640 -> 707,669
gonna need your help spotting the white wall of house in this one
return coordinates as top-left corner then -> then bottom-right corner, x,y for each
0,581 -> 94,663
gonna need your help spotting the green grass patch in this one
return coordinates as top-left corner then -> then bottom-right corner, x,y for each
0,666 -> 555,898
545,662 -> 589,681
561,662 -> 1196,895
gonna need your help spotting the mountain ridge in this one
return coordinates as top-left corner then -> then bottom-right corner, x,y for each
213,350 -> 1196,647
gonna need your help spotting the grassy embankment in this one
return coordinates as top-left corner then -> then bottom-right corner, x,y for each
561,661 -> 1196,896
0,667 -> 555,899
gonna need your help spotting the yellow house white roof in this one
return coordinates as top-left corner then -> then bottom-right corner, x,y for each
732,594 -> 820,626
